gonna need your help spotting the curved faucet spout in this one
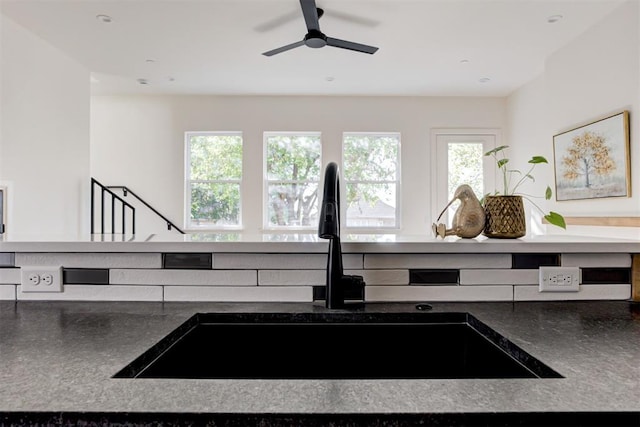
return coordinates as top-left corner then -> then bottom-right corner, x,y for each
319,162 -> 340,239
318,162 -> 365,309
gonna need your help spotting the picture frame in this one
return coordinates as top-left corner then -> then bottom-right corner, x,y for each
553,111 -> 630,201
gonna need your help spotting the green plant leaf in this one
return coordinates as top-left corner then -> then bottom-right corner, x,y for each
544,211 -> 566,229
545,186 -> 552,200
525,174 -> 534,182
497,158 -> 509,168
484,145 -> 509,156
529,156 -> 548,164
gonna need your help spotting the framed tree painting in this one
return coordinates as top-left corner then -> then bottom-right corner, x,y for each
553,111 -> 630,201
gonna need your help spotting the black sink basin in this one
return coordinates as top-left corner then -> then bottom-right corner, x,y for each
114,312 -> 562,380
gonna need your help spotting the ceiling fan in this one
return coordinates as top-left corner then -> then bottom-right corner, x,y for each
262,0 -> 379,57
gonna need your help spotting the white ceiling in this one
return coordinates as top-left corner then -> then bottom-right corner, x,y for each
0,0 -> 626,97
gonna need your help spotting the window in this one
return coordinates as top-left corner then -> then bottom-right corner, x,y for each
264,132 -> 322,229
343,133 -> 400,229
433,130 -> 498,225
185,132 -> 242,229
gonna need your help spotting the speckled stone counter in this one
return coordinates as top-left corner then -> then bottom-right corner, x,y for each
1,301 -> 640,426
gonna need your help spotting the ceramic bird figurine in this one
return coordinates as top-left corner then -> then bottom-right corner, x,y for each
432,184 -> 485,239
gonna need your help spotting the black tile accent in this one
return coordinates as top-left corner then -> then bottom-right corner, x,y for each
63,268 -> 109,285
512,253 -> 561,269
163,253 -> 212,270
0,252 -> 15,267
312,285 -> 364,301
410,269 -> 459,284
582,268 -> 631,284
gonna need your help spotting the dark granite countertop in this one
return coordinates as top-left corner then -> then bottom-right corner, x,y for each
1,301 -> 639,426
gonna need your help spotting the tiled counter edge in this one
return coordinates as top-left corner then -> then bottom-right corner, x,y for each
0,251 -> 633,302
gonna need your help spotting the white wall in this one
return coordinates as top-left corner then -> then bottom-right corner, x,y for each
0,15 -> 90,237
91,95 -> 507,235
507,0 -> 640,238
7,1 -> 634,239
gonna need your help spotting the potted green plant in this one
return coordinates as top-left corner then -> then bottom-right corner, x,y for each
483,145 -> 566,238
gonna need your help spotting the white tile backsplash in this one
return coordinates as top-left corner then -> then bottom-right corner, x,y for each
364,254 -> 511,269
514,284 -> 631,301
2,251 -> 630,303
258,270 -> 325,286
214,253 -> 362,269
15,253 -> 161,269
17,285 -> 163,301
0,268 -> 20,284
459,269 -> 539,285
0,285 -> 16,300
164,286 -> 313,302
365,285 -> 513,302
345,269 -> 409,285
561,253 -> 632,268
110,269 -> 257,286
258,269 -> 410,286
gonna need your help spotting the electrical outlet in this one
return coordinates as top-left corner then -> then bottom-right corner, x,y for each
539,266 -> 580,292
21,266 -> 63,292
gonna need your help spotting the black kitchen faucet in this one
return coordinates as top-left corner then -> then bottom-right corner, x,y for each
318,162 -> 365,309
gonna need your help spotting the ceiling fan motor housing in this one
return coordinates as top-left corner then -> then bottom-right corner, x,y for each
305,30 -> 327,48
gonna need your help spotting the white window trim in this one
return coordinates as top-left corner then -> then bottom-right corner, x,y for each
184,131 -> 243,231
263,131 -> 322,231
430,128 -> 499,226
342,132 -> 401,233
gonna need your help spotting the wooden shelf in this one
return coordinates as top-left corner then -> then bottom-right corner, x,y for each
543,216 -> 640,227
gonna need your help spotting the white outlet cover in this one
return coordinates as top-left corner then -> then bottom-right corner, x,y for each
20,266 -> 63,292
539,266 -> 580,292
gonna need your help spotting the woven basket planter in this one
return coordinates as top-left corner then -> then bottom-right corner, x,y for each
483,195 -> 526,238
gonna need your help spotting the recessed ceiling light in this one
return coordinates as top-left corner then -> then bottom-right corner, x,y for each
325,76 -> 335,82
460,59 -> 470,64
145,59 -> 156,63
168,77 -> 176,82
96,14 -> 113,23
479,77 -> 491,83
547,15 -> 563,23
137,78 -> 149,85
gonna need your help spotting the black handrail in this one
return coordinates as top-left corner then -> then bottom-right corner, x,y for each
106,185 -> 185,234
91,178 -> 135,234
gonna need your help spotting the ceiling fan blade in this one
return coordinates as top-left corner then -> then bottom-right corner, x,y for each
300,0 -> 320,31
326,37 -> 379,54
254,10 -> 300,33
262,40 -> 305,57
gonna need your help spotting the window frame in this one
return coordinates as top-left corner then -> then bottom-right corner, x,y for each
263,131 -> 322,231
184,131 -> 243,231
342,132 -> 402,233
431,129 -> 499,226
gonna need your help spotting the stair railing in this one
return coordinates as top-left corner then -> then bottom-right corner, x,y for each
91,178 -> 135,234
106,185 -> 185,234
